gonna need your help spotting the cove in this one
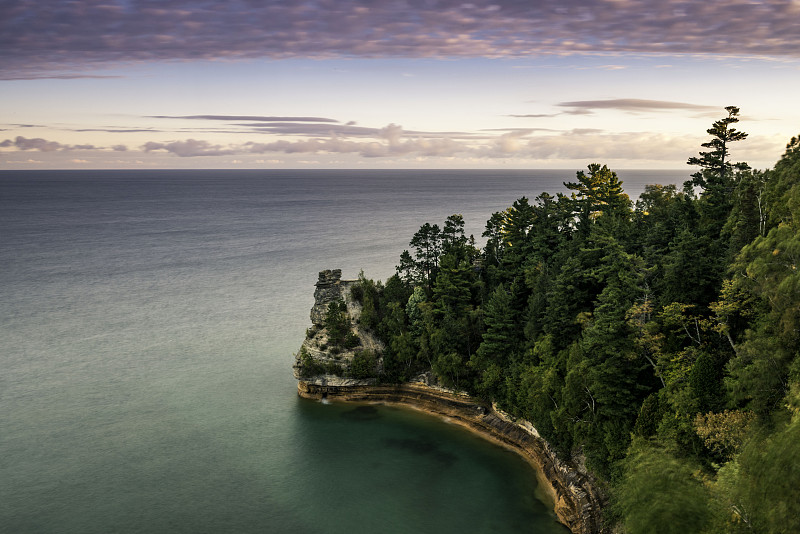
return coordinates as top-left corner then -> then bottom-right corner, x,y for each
296,382 -> 604,534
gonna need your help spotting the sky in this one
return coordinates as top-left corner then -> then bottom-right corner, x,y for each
1,0 -> 799,170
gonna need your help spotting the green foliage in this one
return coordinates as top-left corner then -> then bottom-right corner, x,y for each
344,331 -> 361,349
687,105 -> 749,201
355,272 -> 381,331
763,134 -> 800,231
616,441 -> 711,534
565,163 -> 631,234
349,350 -> 378,379
324,298 -> 350,347
297,347 -> 323,378
409,222 -> 442,289
707,417 -> 800,533
471,285 -> 516,399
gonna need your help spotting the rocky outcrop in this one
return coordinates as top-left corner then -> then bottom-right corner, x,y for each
296,380 -> 607,534
293,270 -> 384,387
293,270 -> 607,534
309,269 -> 345,327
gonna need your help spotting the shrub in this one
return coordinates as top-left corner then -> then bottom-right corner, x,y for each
324,299 -> 350,346
298,347 -> 324,378
344,331 -> 361,349
350,284 -> 364,304
350,350 -> 378,379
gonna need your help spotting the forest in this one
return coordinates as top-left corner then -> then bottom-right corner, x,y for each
345,107 -> 800,533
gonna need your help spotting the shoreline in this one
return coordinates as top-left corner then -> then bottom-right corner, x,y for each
297,380 -> 606,534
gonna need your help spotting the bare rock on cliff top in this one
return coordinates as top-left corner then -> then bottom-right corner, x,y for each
309,269 -> 343,327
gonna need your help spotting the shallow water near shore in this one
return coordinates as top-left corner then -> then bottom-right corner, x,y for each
1,170 -> 687,533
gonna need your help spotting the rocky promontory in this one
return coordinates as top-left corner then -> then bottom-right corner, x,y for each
293,270 -> 607,534
293,269 -> 385,387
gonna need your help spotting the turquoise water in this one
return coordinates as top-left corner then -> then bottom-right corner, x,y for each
1,170 -> 687,533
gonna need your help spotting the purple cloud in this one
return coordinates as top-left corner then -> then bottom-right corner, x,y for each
2,1 -> 798,78
1,136 -> 71,151
0,135 -> 122,151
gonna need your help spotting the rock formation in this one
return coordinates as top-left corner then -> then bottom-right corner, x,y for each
293,269 -> 385,387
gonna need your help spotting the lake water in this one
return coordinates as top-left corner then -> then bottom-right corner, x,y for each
0,169 -> 688,533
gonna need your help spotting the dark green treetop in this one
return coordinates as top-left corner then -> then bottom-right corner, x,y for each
687,105 -> 749,196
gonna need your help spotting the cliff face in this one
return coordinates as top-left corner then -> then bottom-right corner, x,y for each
293,269 -> 385,387
293,270 -> 607,534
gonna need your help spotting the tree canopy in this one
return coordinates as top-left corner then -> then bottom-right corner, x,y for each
345,109 -> 799,533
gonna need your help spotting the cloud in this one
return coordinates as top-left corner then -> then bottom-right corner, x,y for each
150,115 -> 340,123
142,139 -> 237,157
558,99 -> 720,114
244,124 -> 464,158
0,135 -> 123,152
474,131 -> 701,161
508,114 -> 558,119
149,113 -> 485,139
1,136 -> 69,151
249,123 -> 383,137
3,0 -> 798,78
510,100 -> 717,120
74,128 -> 161,133
1,74 -> 124,81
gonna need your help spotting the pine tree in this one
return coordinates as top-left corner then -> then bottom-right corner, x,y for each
471,285 -> 516,399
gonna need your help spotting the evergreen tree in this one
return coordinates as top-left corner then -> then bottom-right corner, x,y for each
409,222 -> 442,290
565,163 -> 631,236
471,285 -> 516,400
687,106 -> 749,200
442,213 -> 467,252
687,106 -> 749,236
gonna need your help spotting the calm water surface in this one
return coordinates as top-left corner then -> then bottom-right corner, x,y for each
0,170 -> 687,533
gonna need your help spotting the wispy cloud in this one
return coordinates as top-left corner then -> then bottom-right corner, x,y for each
74,128 -> 162,133
150,115 -> 340,123
508,114 -> 559,119
2,0 -> 798,78
1,74 -> 125,81
147,114 -> 483,139
557,99 -> 720,114
509,99 -> 718,121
